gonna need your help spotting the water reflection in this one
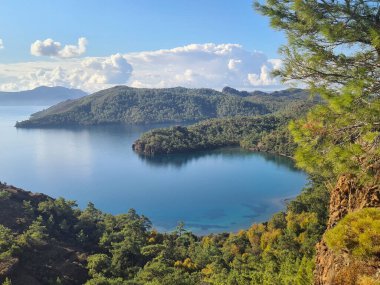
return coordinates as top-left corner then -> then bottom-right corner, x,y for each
255,152 -> 300,171
136,150 -> 232,169
137,147 -> 302,171
1,106 -> 308,234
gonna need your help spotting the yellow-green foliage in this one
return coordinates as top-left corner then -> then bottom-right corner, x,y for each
286,211 -> 318,234
246,223 -> 266,254
260,228 -> 282,252
1,278 -> 12,285
174,258 -> 197,271
0,190 -> 11,200
357,275 -> 380,285
324,208 -> 380,259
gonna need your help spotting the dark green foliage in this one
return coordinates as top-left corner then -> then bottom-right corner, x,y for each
241,124 -> 295,157
256,1 -> 380,282
37,198 -> 80,240
17,216 -> 48,247
0,225 -> 16,258
132,109 -> 311,158
246,88 -> 313,113
0,178 -> 327,284
15,86 -> 269,128
133,115 -> 286,155
256,0 -> 380,183
15,86 -> 315,128
132,95 -> 317,156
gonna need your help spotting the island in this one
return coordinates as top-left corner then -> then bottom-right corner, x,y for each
15,86 -> 310,128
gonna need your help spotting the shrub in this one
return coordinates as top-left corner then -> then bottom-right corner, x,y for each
0,190 -> 11,200
324,208 -> 380,259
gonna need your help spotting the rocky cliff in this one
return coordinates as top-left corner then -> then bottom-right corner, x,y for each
315,174 -> 380,285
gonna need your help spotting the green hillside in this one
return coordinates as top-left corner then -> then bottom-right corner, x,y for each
132,100 -> 314,157
15,86 -> 269,128
15,86 -> 312,128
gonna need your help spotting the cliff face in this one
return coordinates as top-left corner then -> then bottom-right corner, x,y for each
315,174 -> 380,285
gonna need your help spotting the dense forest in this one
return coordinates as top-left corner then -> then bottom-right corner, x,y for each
0,179 -> 329,285
14,87 -> 311,128
1,0 -> 380,284
132,115 -> 292,157
132,101 -> 314,156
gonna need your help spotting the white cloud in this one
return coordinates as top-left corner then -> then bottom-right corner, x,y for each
30,37 -> 87,58
124,43 -> 282,90
0,54 -> 133,92
0,83 -> 17,91
0,39 -> 3,49
82,53 -> 133,84
248,64 -> 279,86
0,43 -> 284,92
228,59 -> 242,71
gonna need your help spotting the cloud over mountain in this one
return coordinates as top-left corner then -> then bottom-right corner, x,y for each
30,37 -> 87,58
125,43 -> 282,90
1,43 -> 283,92
0,39 -> 3,49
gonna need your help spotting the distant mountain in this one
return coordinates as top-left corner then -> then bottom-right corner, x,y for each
222,86 -> 251,97
0,86 -> 87,106
15,86 -> 270,128
222,86 -> 307,98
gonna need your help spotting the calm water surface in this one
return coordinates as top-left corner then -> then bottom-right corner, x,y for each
0,106 -> 307,234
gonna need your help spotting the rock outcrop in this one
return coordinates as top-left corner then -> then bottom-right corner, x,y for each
315,174 -> 380,285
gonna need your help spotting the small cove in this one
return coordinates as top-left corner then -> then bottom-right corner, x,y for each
0,106 -> 308,234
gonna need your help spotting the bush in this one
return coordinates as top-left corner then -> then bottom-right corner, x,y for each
324,208 -> 380,259
0,191 -> 11,201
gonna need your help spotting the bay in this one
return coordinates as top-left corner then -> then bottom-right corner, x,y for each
0,106 -> 307,234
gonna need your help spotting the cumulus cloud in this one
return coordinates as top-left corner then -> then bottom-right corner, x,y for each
125,43 -> 282,90
0,53 -> 133,92
0,39 -> 3,49
82,53 -> 133,84
0,43 -> 284,92
248,65 -> 277,86
30,37 -> 87,58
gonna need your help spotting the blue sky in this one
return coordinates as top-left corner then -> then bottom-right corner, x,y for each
0,0 -> 286,92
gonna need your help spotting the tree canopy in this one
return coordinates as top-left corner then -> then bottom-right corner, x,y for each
256,0 -> 380,183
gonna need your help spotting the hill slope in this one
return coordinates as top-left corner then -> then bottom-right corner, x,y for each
0,86 -> 87,106
0,177 -> 330,285
132,100 -> 315,156
15,86 -> 309,128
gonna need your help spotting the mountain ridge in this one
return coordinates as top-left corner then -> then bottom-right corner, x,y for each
15,85 -> 310,128
0,86 -> 87,106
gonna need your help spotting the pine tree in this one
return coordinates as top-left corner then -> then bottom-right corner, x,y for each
256,0 -> 380,184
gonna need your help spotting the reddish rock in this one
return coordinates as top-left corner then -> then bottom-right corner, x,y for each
315,174 -> 380,285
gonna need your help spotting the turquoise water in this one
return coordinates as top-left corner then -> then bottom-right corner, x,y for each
0,106 -> 307,234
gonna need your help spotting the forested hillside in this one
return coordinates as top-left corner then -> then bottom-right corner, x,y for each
15,86 -> 267,128
14,86 -> 311,128
132,101 -> 313,156
0,179 -> 328,285
132,115 -> 291,156
1,0 -> 379,284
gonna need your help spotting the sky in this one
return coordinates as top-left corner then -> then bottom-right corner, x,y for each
0,0 -> 287,93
